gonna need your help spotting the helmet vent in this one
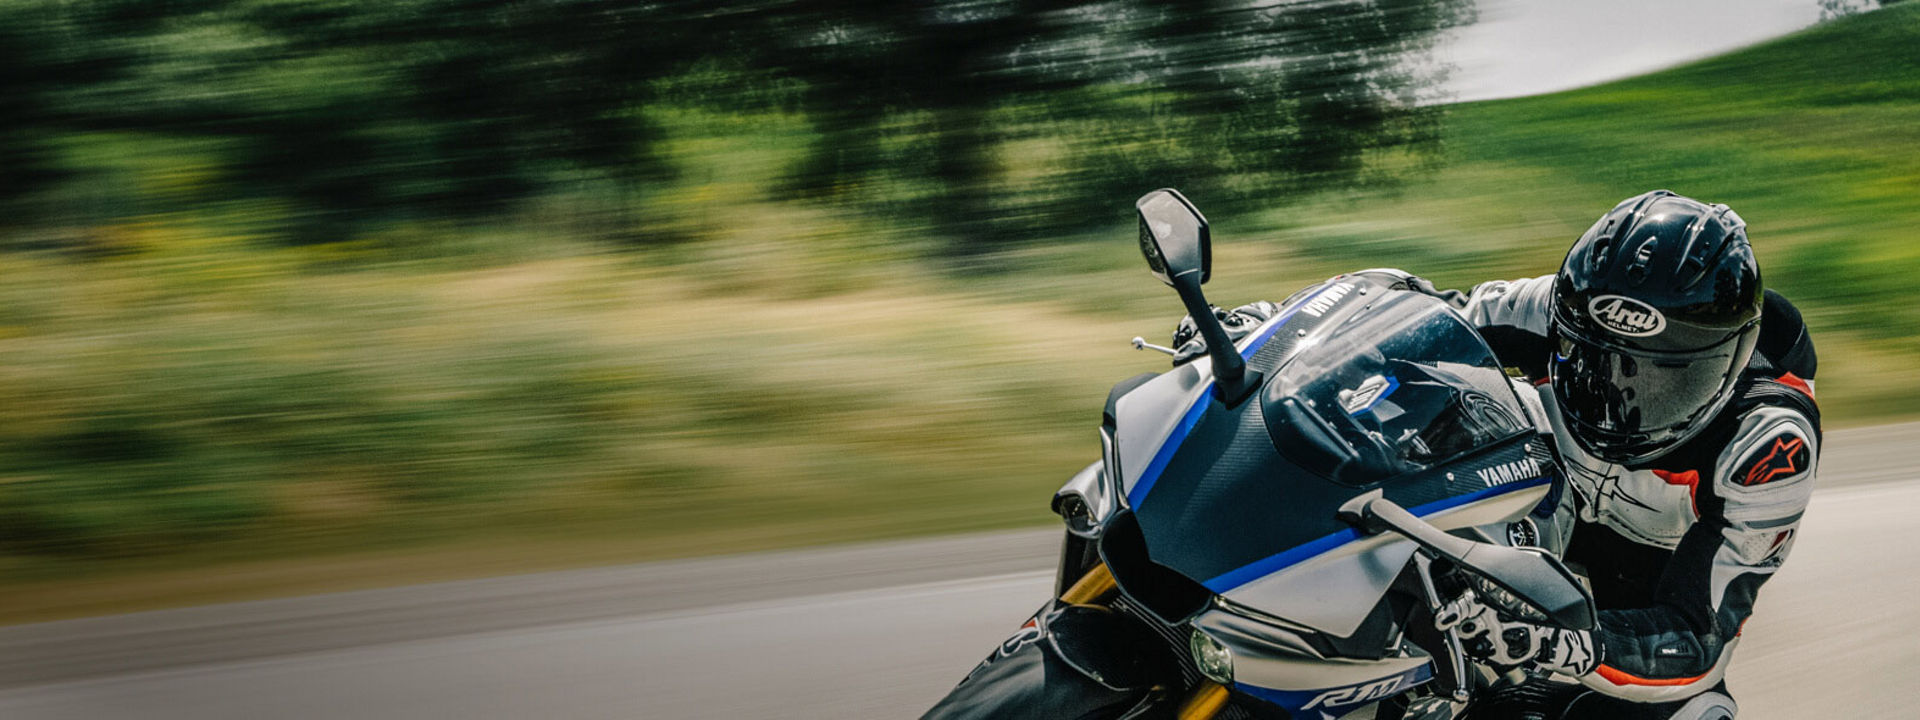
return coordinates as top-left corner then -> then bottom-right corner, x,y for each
1676,204 -> 1740,291
1679,235 -> 1715,290
1626,239 -> 1657,284
1680,243 -> 1726,291
1589,232 -> 1614,274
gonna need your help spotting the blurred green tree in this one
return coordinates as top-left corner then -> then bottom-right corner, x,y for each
0,0 -> 712,243
0,0 -> 1471,249
162,0 -> 701,243
751,0 -> 1086,255
0,0 -> 181,225
756,0 -> 1473,255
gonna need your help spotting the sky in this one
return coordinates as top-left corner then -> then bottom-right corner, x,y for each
1441,0 -> 1824,102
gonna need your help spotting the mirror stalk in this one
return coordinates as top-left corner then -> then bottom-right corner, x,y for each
1133,188 -> 1260,404
1173,274 -> 1261,404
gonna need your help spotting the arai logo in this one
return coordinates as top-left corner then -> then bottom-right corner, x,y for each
1587,295 -> 1665,337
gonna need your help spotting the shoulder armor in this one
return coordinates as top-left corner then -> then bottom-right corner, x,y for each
1710,404 -> 1818,533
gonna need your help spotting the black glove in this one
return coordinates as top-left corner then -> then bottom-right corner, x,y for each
1435,589 -> 1600,678
1406,275 -> 1469,308
1170,301 -> 1280,363
1345,269 -> 1468,309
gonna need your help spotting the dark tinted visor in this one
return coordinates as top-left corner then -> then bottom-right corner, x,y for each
1549,330 -> 1742,449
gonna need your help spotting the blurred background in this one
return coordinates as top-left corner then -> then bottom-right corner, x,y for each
2,0 -> 1917,631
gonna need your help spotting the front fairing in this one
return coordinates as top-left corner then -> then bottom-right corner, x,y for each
1100,277 -> 1554,631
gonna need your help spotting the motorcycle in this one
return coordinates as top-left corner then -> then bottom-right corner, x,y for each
923,189 -> 1597,720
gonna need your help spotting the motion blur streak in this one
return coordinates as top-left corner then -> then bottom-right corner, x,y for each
0,422 -> 1914,719
0,0 -> 1474,590
1,4 -> 1919,717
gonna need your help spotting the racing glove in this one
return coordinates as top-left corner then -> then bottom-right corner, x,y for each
1403,275 -> 1467,309
1435,589 -> 1600,678
1171,301 -> 1281,363
1344,269 -> 1468,308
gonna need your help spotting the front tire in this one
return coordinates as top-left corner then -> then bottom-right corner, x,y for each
922,601 -> 1170,720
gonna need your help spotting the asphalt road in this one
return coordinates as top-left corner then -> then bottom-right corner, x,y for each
1,422 -> 1915,719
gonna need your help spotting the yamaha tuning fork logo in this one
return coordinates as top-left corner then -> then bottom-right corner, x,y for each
1588,294 -> 1666,337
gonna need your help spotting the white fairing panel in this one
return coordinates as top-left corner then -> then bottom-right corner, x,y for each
1222,482 -> 1550,637
1223,538 -> 1418,638
1112,358 -> 1211,504
1197,610 -> 1433,691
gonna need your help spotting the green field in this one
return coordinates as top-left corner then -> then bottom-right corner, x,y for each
5,6 -> 1920,622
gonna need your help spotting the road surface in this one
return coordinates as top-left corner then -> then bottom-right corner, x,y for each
1,422 -> 1916,718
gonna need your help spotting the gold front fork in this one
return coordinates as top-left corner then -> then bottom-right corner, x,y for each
1061,564 -> 1228,719
1059,562 -> 1117,605
1175,681 -> 1230,720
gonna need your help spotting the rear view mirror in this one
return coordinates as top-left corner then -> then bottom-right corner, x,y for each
1132,188 -> 1254,398
1135,189 -> 1211,288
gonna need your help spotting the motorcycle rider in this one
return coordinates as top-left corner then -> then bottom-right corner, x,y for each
1418,191 -> 1819,719
1182,190 -> 1818,719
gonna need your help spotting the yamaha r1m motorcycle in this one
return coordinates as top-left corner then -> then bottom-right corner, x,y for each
923,189 -> 1596,720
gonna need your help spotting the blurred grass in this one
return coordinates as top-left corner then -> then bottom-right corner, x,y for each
6,6 -> 1920,622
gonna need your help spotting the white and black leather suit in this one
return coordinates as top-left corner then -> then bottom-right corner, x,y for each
1458,274 -> 1820,719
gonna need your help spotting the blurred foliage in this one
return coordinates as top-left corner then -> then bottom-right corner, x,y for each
5,1 -> 1920,601
0,0 -> 710,242
0,0 -> 1469,251
754,0 -> 1473,254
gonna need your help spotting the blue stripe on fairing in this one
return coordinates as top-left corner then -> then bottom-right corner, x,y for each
1123,283 -> 1338,509
1125,396 -> 1210,508
1201,475 -> 1553,593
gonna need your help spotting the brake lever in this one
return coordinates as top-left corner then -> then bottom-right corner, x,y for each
1130,337 -> 1178,356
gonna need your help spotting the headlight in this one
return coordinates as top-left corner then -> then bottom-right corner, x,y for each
1189,629 -> 1234,684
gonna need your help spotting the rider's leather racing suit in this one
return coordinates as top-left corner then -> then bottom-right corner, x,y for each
1459,275 -> 1821,717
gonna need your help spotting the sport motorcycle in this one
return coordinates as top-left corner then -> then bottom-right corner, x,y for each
923,189 -> 1596,720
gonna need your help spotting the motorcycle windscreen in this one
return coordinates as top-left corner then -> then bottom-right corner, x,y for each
1129,292 -> 1535,591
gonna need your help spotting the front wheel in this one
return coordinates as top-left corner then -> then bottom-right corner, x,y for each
922,601 -> 1174,720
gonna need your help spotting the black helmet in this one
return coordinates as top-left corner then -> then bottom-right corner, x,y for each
1549,190 -> 1762,464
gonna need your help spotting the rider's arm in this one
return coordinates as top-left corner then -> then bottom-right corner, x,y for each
1458,275 -> 1556,381
1578,405 -> 1820,702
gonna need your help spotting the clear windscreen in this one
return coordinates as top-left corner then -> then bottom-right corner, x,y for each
1269,294 -> 1530,487
1125,289 -> 1546,595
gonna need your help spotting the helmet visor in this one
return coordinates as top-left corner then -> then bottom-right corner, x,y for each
1549,330 -> 1746,461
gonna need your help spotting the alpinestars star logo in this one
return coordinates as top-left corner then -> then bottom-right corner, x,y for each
1548,630 -> 1598,676
1742,434 -> 1810,486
